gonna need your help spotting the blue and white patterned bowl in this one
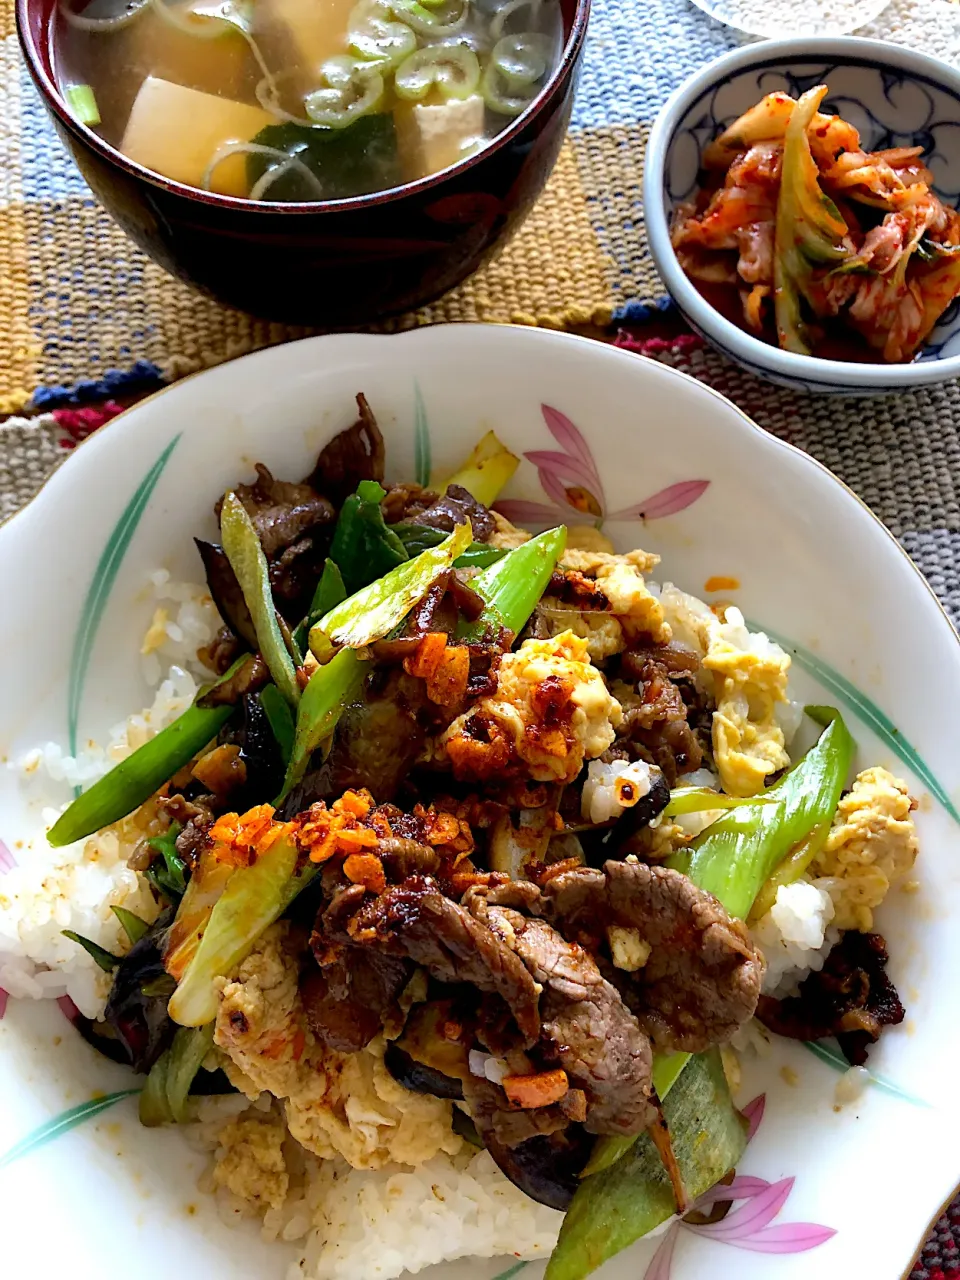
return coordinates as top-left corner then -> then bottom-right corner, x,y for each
643,38 -> 960,395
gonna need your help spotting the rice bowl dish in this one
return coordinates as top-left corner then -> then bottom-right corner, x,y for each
0,388 -> 923,1280
0,327 -> 957,1280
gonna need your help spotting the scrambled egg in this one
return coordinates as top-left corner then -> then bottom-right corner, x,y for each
212,1108 -> 289,1212
488,510 -> 531,549
439,631 -> 622,784
215,924 -> 462,1171
561,546 -> 670,644
659,588 -> 793,796
813,766 -> 919,930
536,599 -> 625,662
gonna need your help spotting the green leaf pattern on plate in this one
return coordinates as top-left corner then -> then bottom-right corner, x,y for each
67,435 -> 181,761
0,1089 -> 139,1170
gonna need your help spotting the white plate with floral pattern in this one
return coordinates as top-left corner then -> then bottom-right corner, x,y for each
1,325 -> 958,1280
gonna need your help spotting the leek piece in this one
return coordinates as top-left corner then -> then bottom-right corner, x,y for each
162,845 -> 237,982
166,1023 -> 216,1122
169,833 -> 303,1026
292,559 -> 347,654
579,1050 -> 691,1178
457,525 -> 567,640
668,706 -> 854,921
278,648 -> 366,801
220,491 -> 300,708
440,429 -> 520,506
393,523 -> 506,568
45,654 -> 250,848
139,1051 -> 173,1126
663,786 -> 777,816
66,83 -> 100,126
774,86 -> 850,355
546,1050 -> 747,1280
260,684 -> 295,766
309,520 -> 473,662
748,819 -> 831,923
61,930 -> 119,971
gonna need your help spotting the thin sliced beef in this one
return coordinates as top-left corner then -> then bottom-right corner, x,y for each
616,653 -> 703,784
411,484 -> 496,543
382,481 -> 439,523
757,930 -> 904,1065
195,540 -> 257,650
305,393 -> 385,506
317,876 -> 541,1044
466,889 -> 656,1136
300,950 -> 411,1053
542,861 -> 763,1053
461,1074 -> 572,1148
219,464 -> 334,559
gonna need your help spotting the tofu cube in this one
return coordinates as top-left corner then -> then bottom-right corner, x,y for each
396,94 -> 485,181
120,77 -> 274,197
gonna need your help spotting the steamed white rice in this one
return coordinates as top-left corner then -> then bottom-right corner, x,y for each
0,573 -> 218,1016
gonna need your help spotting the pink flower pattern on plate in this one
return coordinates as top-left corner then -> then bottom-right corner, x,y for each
494,405 -> 709,528
643,1094 -> 837,1279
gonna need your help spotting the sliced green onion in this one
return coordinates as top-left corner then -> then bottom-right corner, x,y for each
348,0 -> 416,69
110,906 -> 150,945
393,524 -> 506,569
304,56 -> 384,128
457,525 -> 567,640
66,83 -> 100,126
220,492 -> 300,708
169,834 -> 304,1027
279,648 -> 366,801
260,684 -> 295,766
145,822 -> 187,904
292,558 -> 347,654
46,655 -> 251,849
309,520 -> 473,662
481,33 -> 551,117
395,45 -> 480,102
663,786 -> 777,816
61,930 -> 120,971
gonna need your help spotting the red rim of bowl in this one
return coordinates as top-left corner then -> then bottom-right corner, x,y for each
16,0 -> 591,215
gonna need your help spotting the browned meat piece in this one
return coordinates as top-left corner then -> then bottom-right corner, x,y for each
411,484 -> 496,543
219,464 -> 334,559
299,950 -> 411,1053
381,481 -> 439,523
305,392 -> 385,507
756,931 -> 904,1065
175,819 -> 212,866
157,793 -> 217,868
545,569 -> 611,611
377,837 -> 440,880
620,642 -> 700,680
279,670 -> 433,815
318,876 -> 541,1044
617,652 -> 704,784
542,861 -> 763,1053
199,624 -> 243,675
196,654 -> 269,708
195,541 -> 257,651
446,572 -> 486,621
462,1074 -> 571,1147
466,889 -> 656,1136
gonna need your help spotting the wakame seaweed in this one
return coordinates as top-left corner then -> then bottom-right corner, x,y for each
247,116 -> 401,203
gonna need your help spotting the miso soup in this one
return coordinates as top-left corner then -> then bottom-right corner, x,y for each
54,0 -> 564,201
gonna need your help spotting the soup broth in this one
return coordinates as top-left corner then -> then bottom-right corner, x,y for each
54,0 -> 563,201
